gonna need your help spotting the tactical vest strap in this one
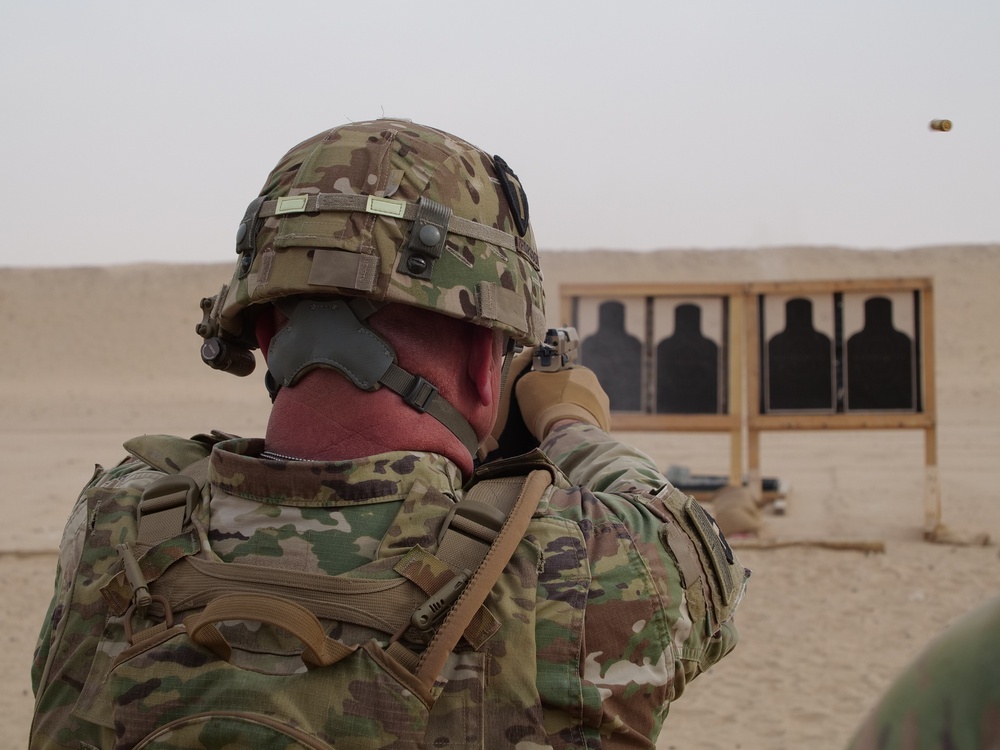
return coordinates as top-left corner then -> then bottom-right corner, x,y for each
101,453 -> 211,616
152,556 -> 427,636
102,531 -> 202,616
415,468 -> 552,687
109,433 -> 554,690
135,470 -> 204,548
127,458 -> 548,675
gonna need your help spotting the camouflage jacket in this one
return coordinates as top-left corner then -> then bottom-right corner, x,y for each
846,592 -> 1000,749
31,422 -> 747,749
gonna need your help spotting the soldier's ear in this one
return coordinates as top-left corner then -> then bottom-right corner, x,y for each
468,327 -> 500,409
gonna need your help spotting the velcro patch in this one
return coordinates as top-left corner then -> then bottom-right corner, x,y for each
685,498 -> 737,606
308,248 -> 379,291
493,155 -> 530,237
650,485 -> 746,633
478,281 -> 528,334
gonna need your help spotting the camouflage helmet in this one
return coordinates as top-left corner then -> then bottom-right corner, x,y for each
196,119 -> 546,455
213,118 -> 546,350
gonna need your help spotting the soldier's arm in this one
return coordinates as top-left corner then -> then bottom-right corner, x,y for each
542,421 -> 746,684
31,458 -> 155,749
515,365 -> 747,677
540,419 -> 671,496
32,465 -> 103,697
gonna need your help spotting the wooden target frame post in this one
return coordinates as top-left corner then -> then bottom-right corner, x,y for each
746,278 -> 940,534
560,283 -> 747,487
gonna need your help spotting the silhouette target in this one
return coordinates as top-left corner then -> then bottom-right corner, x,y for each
581,301 -> 643,411
767,297 -> 834,410
656,304 -> 720,413
846,296 -> 915,410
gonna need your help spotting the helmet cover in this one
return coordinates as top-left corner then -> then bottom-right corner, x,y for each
217,119 -> 546,348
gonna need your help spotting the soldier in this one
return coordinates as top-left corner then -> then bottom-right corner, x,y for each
30,119 -> 748,748
847,592 -> 1000,749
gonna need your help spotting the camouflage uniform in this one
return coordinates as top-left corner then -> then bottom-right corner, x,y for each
32,422 -> 746,748
32,118 -> 746,748
846,593 -> 1000,750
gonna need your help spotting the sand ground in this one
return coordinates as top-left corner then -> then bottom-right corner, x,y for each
3,246 -> 999,749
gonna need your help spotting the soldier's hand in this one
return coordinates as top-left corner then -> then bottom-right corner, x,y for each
478,346 -> 537,461
514,366 -> 612,442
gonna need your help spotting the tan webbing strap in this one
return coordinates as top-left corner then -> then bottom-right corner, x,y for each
135,458 -> 210,549
434,484 -> 517,573
106,457 -> 211,613
185,592 -> 358,668
386,640 -> 422,674
414,469 -> 551,687
259,193 -> 525,256
152,556 -> 426,635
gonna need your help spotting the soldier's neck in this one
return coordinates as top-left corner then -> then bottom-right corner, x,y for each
264,372 -> 474,476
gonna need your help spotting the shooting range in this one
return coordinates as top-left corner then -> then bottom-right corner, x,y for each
561,277 -> 942,536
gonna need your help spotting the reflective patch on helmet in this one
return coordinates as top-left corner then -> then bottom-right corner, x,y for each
493,155 -> 530,237
275,195 -> 310,215
366,196 -> 406,218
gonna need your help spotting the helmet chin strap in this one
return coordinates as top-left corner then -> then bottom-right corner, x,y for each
264,298 -> 481,456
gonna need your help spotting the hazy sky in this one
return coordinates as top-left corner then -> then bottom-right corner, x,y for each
1,1 -> 997,267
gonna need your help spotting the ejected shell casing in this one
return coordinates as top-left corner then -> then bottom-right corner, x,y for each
929,119 -> 952,132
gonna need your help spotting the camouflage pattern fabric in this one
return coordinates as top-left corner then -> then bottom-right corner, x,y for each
32,423 -> 747,748
215,119 -> 547,349
846,593 -> 1000,750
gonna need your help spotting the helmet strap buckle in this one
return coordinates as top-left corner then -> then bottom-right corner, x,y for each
402,375 -> 438,414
